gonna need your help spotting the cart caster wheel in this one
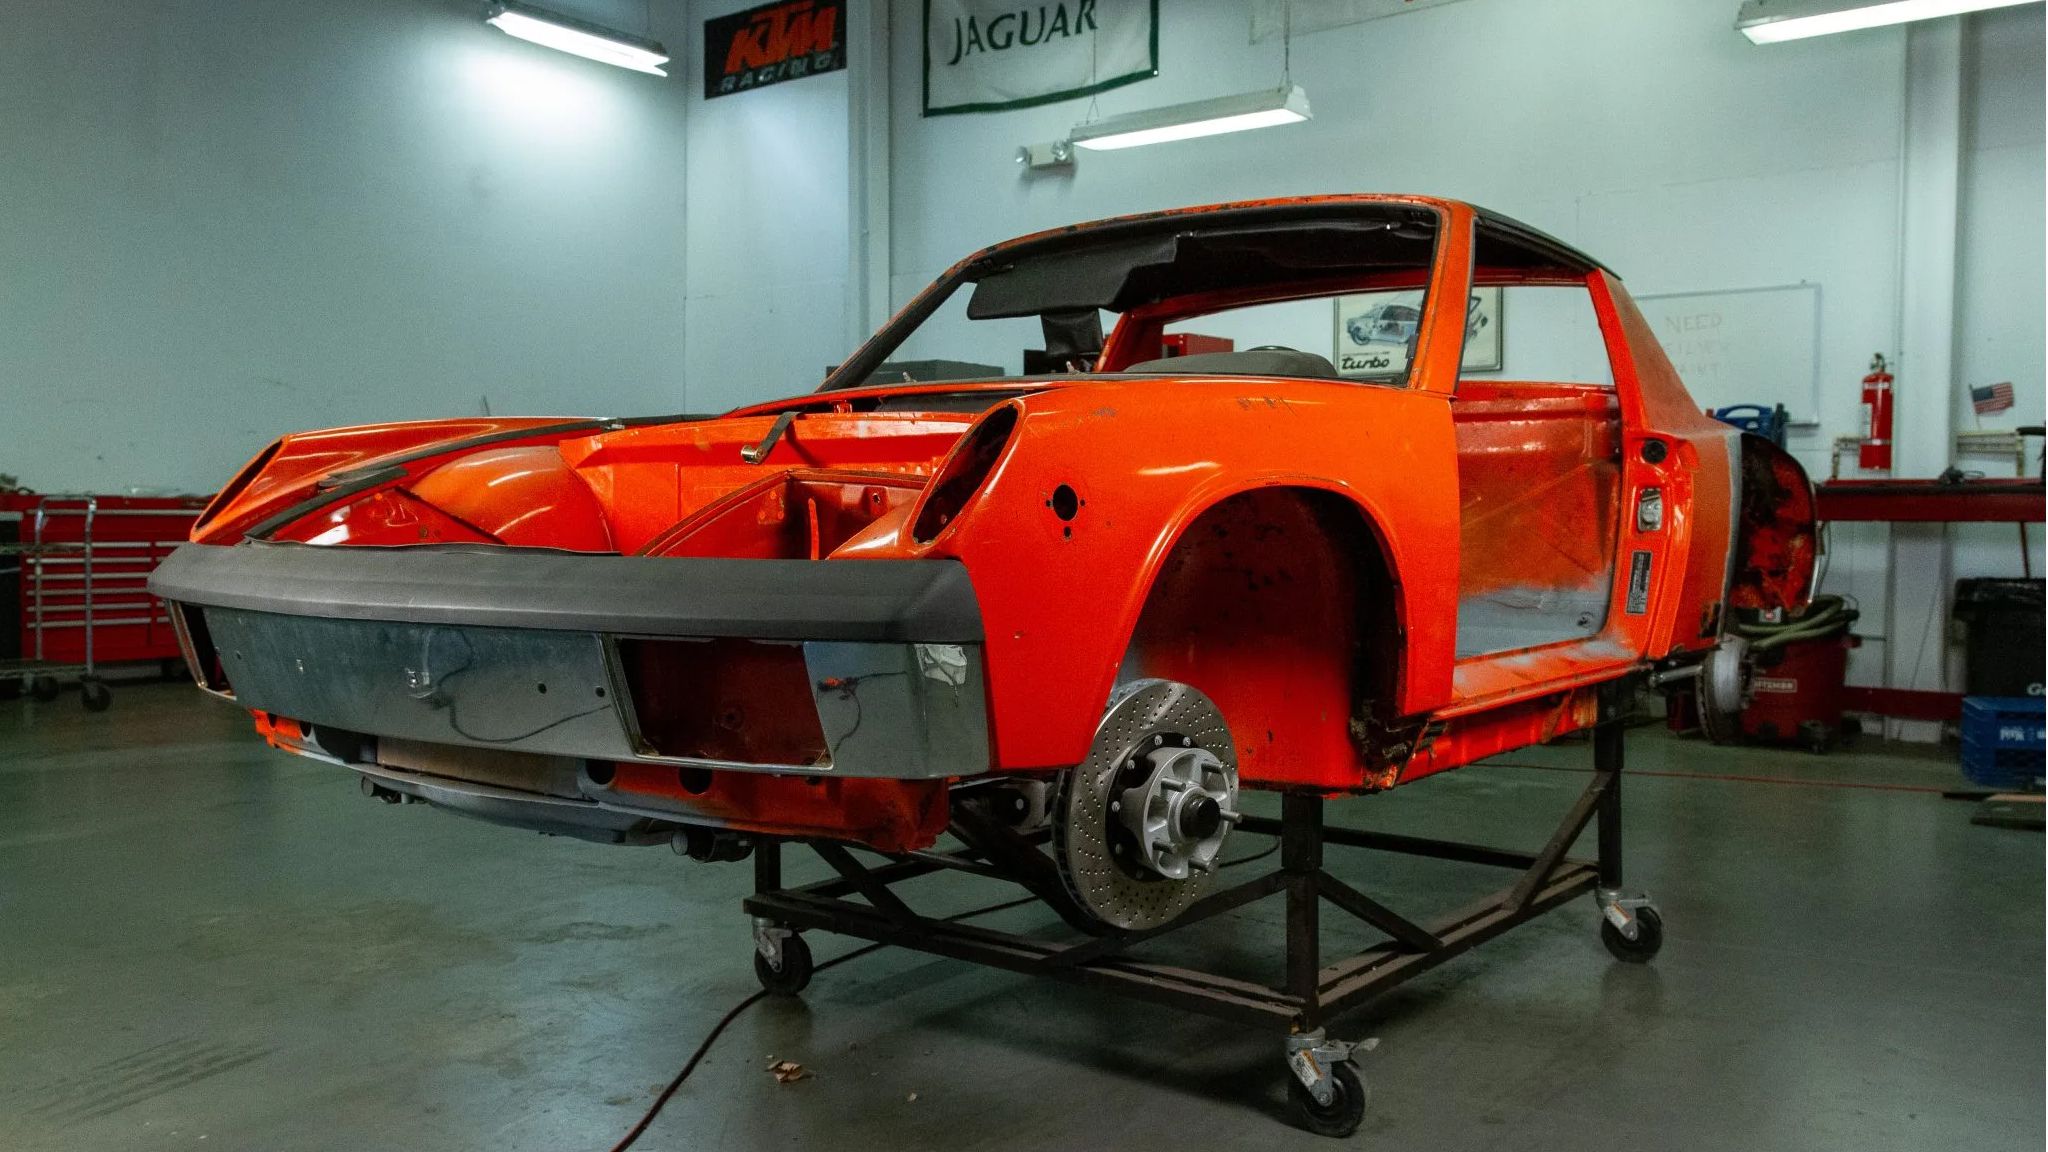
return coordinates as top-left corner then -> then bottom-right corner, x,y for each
753,932 -> 812,997
28,675 -> 60,703
80,678 -> 112,713
1289,1061 -> 1366,1138
1601,905 -> 1664,963
1799,721 -> 1833,756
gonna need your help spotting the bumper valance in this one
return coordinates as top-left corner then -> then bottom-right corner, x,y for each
149,542 -> 984,643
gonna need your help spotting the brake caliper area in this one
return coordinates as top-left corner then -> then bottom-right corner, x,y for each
1053,679 -> 1242,931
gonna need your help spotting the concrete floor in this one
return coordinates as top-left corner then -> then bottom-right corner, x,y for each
1,682 -> 2040,1151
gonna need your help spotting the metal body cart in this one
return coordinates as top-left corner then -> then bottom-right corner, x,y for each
741,679 -> 1661,1137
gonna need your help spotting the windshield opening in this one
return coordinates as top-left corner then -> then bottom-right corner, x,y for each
822,202 -> 1445,391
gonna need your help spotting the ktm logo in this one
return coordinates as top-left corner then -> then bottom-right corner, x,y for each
722,0 -> 839,76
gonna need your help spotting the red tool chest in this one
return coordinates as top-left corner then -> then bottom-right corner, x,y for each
1,492 -> 210,670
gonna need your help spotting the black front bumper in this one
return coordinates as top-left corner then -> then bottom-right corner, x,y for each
150,542 -> 991,780
149,541 -> 984,642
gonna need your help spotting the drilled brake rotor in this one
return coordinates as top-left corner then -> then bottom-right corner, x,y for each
1697,635 -> 1751,744
1053,679 -> 1239,932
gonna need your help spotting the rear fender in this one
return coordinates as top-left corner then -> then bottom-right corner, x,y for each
1727,434 -> 1819,616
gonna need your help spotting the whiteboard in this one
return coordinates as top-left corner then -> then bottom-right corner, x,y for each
1633,284 -> 1820,422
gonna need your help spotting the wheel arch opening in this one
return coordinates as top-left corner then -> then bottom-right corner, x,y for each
1117,486 -> 1403,789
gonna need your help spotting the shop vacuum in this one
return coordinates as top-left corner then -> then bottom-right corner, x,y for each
1675,596 -> 1860,753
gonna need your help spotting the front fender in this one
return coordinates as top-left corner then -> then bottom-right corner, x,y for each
929,379 -> 1460,771
193,417 -> 600,543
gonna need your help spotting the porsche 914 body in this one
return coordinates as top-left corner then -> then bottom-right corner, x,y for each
153,196 -> 1816,856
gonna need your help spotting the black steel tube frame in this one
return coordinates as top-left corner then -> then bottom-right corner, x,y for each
741,679 -> 1636,1034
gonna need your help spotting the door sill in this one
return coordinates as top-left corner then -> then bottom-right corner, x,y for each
1444,637 -> 1642,718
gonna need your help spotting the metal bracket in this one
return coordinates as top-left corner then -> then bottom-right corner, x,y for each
1285,1029 -> 1376,1107
741,410 -> 798,464
1596,887 -> 1655,941
752,916 -> 793,969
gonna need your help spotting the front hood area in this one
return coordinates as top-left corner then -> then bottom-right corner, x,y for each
549,409 -> 980,555
197,403 -> 1001,559
193,416 -> 588,543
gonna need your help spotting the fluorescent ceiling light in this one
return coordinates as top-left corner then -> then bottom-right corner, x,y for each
1736,0 -> 2039,43
485,1 -> 669,75
1070,85 -> 1312,152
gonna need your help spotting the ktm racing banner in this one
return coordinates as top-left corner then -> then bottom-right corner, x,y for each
923,0 -> 1157,116
704,0 -> 846,100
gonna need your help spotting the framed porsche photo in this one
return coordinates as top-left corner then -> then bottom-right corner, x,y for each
1462,286 -> 1504,371
1333,286 -> 1502,379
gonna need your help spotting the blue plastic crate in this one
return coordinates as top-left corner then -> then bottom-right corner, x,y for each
1960,696 -> 2046,791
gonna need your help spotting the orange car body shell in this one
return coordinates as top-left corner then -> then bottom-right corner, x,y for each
181,195 -> 1809,849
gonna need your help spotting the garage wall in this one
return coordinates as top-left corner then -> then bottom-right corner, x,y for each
1944,4 -> 2046,689
876,0 -> 2043,703
885,0 -> 1912,454
1957,3 -> 2046,439
0,0 -> 693,495
679,0 -> 853,411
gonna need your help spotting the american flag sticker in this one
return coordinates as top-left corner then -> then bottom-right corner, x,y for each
1971,381 -> 2015,415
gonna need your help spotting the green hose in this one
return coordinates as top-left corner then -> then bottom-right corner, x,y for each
1733,594 -> 1858,652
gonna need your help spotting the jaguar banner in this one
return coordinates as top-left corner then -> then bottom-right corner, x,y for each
923,0 -> 1157,116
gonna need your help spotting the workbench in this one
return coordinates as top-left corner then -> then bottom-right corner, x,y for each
1815,477 -> 2044,723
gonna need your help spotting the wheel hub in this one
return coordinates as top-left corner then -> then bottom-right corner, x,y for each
1115,742 -> 1237,880
1054,679 -> 1240,931
1698,634 -> 1751,741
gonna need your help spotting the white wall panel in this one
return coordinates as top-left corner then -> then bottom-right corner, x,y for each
1955,4 -> 2045,438
679,1 -> 855,409
0,0 -> 692,494
887,0 -> 1910,288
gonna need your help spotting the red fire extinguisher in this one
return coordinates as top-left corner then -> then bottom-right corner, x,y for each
1859,353 -> 1893,471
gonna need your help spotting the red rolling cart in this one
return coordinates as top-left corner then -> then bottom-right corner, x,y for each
1,492 -> 210,710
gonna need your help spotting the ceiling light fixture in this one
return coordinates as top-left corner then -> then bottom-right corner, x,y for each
1064,3 -> 1310,155
1736,0 -> 2038,43
484,1 -> 670,75
1068,84 -> 1313,151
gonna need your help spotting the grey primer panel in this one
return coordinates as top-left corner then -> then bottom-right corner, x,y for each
152,541 -> 983,643
803,642 -> 991,778
206,608 -> 639,761
202,607 -> 991,779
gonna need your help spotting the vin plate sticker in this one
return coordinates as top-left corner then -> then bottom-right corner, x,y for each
1625,551 -> 1653,615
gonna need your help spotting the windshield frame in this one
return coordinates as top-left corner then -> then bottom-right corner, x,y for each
819,197 -> 1465,394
